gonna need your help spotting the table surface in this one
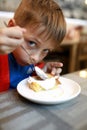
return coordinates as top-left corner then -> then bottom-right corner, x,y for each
1,69 -> 87,130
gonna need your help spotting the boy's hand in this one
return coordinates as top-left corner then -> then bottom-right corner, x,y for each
0,26 -> 26,54
43,62 -> 63,77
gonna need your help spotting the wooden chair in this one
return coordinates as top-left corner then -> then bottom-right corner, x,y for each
76,34 -> 87,70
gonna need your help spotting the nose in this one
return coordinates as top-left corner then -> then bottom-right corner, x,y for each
30,53 -> 41,64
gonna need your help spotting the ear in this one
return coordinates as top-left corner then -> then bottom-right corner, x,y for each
8,19 -> 16,27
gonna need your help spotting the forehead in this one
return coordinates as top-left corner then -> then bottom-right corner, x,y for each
25,24 -> 57,49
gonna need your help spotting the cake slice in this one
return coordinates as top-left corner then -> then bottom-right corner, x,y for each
27,74 -> 61,92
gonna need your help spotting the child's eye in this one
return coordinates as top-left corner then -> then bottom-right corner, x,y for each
43,49 -> 50,54
29,41 -> 36,47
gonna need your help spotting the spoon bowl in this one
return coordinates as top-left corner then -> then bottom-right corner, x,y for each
35,66 -> 48,80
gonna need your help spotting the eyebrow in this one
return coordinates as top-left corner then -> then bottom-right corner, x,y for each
25,34 -> 43,46
32,37 -> 41,45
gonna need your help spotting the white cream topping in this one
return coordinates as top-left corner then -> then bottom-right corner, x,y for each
28,76 -> 56,90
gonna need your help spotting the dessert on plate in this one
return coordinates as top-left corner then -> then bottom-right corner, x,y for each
27,74 -> 61,92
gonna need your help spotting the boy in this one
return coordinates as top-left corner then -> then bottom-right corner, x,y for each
0,0 -> 66,92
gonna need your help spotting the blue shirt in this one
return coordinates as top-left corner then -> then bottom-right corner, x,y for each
8,53 -> 34,89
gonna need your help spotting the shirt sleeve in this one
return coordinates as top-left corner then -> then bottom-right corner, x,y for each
0,55 -> 10,92
35,62 -> 45,69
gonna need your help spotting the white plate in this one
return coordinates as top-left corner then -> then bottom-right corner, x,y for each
17,77 -> 81,105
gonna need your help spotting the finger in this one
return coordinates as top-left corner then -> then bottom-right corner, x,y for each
51,67 -> 57,75
3,26 -> 26,39
49,62 -> 63,68
0,45 -> 14,54
56,68 -> 62,74
51,67 -> 62,76
0,36 -> 24,47
6,37 -> 24,46
57,62 -> 63,67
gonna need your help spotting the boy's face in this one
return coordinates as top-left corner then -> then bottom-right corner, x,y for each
13,25 -> 57,66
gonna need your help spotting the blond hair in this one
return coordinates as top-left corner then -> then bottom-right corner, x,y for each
14,0 -> 66,44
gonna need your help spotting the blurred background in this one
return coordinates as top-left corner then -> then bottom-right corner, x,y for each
0,0 -> 87,74
0,0 -> 87,19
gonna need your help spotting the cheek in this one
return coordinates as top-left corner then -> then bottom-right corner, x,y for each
12,47 -> 29,65
39,53 -> 47,61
